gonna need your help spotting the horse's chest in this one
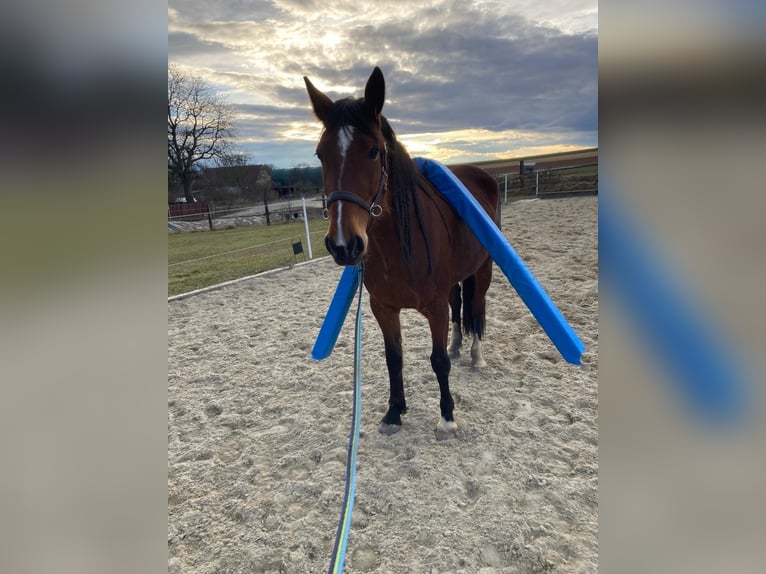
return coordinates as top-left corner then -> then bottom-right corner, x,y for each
365,262 -> 422,307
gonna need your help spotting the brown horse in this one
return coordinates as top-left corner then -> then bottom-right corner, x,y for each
305,67 -> 500,439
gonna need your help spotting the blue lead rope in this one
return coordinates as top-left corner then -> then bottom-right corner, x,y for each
327,265 -> 364,574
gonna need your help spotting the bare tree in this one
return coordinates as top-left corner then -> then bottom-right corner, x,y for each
168,65 -> 234,203
198,152 -> 274,211
215,153 -> 277,223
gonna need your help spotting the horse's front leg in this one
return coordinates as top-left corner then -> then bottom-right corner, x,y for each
369,297 -> 406,435
424,300 -> 458,440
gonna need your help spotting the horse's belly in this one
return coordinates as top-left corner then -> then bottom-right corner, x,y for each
450,224 -> 491,282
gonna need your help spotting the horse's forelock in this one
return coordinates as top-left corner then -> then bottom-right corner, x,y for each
325,98 -> 377,137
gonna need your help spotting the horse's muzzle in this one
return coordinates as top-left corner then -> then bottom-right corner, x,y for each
325,234 -> 365,266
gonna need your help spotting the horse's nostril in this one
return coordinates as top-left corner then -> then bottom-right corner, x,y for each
325,233 -> 364,264
349,235 -> 364,259
326,235 -> 348,263
325,236 -> 345,259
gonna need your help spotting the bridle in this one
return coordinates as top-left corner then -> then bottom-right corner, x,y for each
322,142 -> 388,220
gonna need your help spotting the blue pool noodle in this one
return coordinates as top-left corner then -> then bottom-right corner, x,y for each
414,158 -> 585,365
312,265 -> 361,361
599,193 -> 748,424
312,159 -> 585,365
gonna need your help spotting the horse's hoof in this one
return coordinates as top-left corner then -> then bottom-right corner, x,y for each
448,348 -> 461,359
471,357 -> 487,369
435,417 -> 458,441
379,423 -> 402,436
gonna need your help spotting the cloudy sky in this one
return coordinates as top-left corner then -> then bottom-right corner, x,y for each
168,0 -> 597,168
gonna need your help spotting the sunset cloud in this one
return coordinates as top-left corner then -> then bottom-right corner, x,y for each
168,0 -> 597,166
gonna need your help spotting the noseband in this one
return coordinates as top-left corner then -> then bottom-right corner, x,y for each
323,144 -> 388,220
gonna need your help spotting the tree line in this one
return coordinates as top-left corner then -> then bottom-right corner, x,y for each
168,65 -> 321,208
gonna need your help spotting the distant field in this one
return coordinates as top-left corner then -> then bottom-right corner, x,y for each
471,148 -> 598,177
168,193 -> 552,296
552,164 -> 598,176
168,220 -> 329,296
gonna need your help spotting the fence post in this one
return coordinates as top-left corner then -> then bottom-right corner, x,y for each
535,170 -> 539,198
207,203 -> 214,230
504,174 -> 508,204
301,197 -> 313,260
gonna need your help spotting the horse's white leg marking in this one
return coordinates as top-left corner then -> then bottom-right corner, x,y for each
436,416 -> 458,440
334,126 -> 355,247
448,322 -> 462,357
471,335 -> 486,368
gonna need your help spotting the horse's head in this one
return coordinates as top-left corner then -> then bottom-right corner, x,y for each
304,67 -> 389,266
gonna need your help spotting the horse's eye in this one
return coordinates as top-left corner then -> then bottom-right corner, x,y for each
369,147 -> 379,160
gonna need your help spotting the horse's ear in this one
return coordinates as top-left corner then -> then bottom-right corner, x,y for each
364,66 -> 385,118
304,76 -> 333,124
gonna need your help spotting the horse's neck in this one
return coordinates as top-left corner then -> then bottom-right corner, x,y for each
367,156 -> 430,274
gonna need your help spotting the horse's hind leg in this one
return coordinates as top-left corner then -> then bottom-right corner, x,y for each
468,259 -> 493,368
447,284 -> 462,358
369,297 -> 406,435
424,300 -> 457,440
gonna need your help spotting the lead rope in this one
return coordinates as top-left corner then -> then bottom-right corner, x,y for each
327,264 -> 364,574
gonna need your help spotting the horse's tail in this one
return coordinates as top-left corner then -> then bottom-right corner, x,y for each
461,275 -> 486,339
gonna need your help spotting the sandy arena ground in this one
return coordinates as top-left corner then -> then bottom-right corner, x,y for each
168,195 -> 598,573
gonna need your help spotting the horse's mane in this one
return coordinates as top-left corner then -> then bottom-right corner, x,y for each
380,116 -> 433,275
324,97 -> 432,275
